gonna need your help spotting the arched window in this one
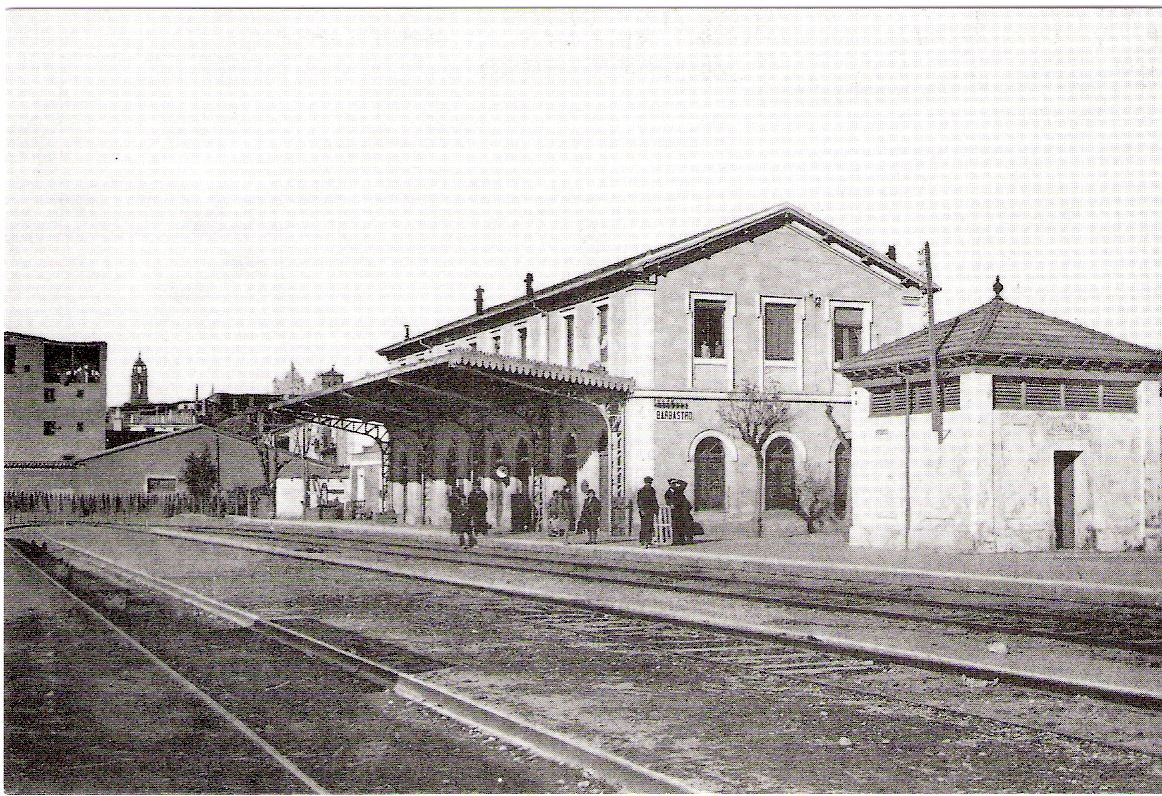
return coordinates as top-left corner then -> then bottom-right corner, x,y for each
693,436 -> 726,511
834,440 -> 851,519
764,438 -> 796,510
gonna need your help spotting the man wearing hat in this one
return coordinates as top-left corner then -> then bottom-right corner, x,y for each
665,478 -> 693,545
636,476 -> 659,548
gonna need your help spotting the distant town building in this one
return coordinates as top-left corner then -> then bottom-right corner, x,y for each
4,331 -> 108,462
130,353 -> 149,404
838,279 -> 1162,553
273,363 -> 307,397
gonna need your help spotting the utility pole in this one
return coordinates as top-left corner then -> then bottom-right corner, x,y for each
922,242 -> 943,436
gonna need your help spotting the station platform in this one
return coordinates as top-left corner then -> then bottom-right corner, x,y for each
228,514 -> 1162,605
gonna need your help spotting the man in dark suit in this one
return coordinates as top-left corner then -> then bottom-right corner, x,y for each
636,476 -> 659,547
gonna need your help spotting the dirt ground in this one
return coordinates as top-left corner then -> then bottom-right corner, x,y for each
23,525 -> 1162,793
5,541 -> 616,794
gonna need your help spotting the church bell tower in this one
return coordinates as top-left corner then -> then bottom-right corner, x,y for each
130,353 -> 148,405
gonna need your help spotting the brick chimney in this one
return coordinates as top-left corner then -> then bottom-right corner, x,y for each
475,286 -> 484,314
525,272 -> 534,297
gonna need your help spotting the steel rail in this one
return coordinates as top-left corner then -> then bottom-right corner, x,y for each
5,541 -> 328,795
24,530 -> 1162,768
30,535 -> 698,795
144,520 -> 1162,655
58,521 -> 1162,708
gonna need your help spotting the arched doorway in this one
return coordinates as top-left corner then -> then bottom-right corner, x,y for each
834,440 -> 851,520
693,436 -> 726,511
764,438 -> 796,510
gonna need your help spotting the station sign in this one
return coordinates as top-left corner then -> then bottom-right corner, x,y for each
655,398 -> 694,422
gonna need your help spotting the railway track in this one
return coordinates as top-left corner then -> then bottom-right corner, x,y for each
6,537 -> 691,794
11,526 -> 1162,793
122,519 -> 1162,657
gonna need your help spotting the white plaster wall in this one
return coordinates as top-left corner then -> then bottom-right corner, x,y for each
850,388 -> 908,548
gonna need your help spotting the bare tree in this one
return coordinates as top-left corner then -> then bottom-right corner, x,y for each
718,381 -> 794,537
795,466 -> 834,534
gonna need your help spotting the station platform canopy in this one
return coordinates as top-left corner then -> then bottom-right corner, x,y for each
266,349 -> 636,435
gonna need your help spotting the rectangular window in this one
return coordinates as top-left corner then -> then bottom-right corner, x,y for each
5,343 -> 14,374
518,327 -> 528,359
44,388 -> 56,403
693,300 -> 726,359
564,315 -> 575,367
43,343 -> 101,385
492,335 -> 501,354
146,477 -> 177,494
76,421 -> 85,432
43,421 -> 57,436
597,305 -> 609,367
763,303 -> 796,361
833,307 -> 864,362
76,389 -> 85,399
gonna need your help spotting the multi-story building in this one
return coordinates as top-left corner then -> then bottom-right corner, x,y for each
4,331 -> 108,462
277,205 -> 932,533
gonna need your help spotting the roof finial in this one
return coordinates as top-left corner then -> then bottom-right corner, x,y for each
993,275 -> 1004,300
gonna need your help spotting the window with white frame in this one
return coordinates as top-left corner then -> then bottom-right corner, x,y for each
564,315 -> 575,367
763,302 -> 796,362
597,304 -> 609,367
693,299 -> 727,360
833,305 -> 866,363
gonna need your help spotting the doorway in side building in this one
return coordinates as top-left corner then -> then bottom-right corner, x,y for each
1053,450 -> 1082,549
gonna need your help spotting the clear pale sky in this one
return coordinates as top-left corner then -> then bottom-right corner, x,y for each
7,9 -> 1161,405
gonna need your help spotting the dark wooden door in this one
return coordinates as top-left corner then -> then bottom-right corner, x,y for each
694,437 -> 725,511
1054,451 -> 1080,549
764,438 -> 796,510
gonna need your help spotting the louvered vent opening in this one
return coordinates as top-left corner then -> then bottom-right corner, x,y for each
1064,381 -> 1100,410
1103,383 -> 1137,412
993,377 -> 1023,409
869,378 -> 961,417
993,377 -> 1138,413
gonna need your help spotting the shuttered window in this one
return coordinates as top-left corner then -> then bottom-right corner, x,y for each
763,303 -> 796,361
994,377 -> 1138,412
869,378 -> 961,416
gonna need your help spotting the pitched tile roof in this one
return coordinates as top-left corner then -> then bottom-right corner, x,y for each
837,296 -> 1162,377
379,204 -> 928,358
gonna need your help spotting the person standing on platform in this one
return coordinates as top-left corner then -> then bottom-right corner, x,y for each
665,478 -> 693,545
449,486 -> 474,549
578,487 -> 601,544
636,476 -> 659,547
467,480 -> 489,539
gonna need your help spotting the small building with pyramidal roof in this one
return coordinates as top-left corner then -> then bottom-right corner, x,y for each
836,278 -> 1162,553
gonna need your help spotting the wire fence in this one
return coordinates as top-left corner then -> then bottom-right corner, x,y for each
3,489 -> 255,520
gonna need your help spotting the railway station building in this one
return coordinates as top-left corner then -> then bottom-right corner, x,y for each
274,204 -> 934,535
837,280 -> 1162,553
